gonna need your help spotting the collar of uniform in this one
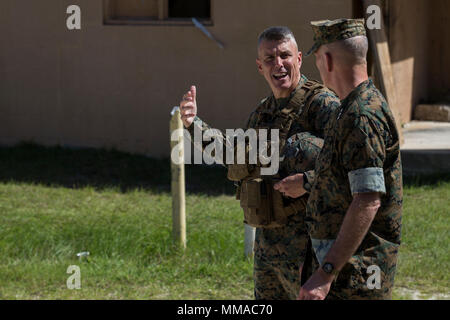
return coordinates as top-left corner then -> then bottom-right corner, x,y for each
274,74 -> 308,110
336,78 -> 373,120
340,78 -> 373,106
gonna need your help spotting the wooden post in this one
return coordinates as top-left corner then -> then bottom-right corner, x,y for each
244,224 -> 255,258
170,108 -> 186,249
363,0 -> 404,145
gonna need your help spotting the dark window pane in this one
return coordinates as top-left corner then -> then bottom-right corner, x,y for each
169,0 -> 210,18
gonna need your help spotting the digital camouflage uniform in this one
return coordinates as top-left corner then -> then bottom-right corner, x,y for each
187,75 -> 339,300
305,19 -> 403,300
253,131 -> 324,300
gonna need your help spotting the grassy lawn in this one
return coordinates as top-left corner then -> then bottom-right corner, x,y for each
0,144 -> 448,300
392,175 -> 450,300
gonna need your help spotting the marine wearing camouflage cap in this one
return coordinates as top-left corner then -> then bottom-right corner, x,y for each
298,17 -> 403,300
306,18 -> 366,56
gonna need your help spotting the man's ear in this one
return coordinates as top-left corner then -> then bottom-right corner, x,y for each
325,52 -> 333,73
256,58 -> 263,75
298,51 -> 303,69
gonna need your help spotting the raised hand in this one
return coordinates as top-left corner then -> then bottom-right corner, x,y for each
179,85 -> 197,128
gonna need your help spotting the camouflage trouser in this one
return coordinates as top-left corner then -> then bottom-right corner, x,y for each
307,238 -> 400,300
253,213 -> 309,300
327,250 -> 398,300
254,257 -> 301,300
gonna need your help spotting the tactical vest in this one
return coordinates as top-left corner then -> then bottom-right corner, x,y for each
228,80 -> 324,228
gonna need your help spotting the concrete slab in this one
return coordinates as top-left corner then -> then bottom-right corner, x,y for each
401,121 -> 450,175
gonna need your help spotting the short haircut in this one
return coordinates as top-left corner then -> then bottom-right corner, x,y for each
327,35 -> 369,64
257,26 -> 298,49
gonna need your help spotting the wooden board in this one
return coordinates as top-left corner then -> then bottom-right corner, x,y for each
363,0 -> 404,145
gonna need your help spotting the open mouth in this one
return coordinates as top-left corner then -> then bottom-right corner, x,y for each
273,72 -> 288,81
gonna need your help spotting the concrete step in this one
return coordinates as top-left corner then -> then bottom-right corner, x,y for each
400,121 -> 450,175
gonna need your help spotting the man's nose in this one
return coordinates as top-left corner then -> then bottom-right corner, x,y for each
274,56 -> 283,67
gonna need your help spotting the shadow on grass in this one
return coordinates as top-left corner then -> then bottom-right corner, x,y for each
1,143 -> 448,195
0,143 -> 235,195
403,172 -> 450,187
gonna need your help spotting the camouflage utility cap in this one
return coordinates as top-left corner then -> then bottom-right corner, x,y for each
306,18 -> 366,56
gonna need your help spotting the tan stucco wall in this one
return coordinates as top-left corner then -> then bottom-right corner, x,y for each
389,0 -> 429,124
428,0 -> 450,103
389,0 -> 450,123
0,0 -> 351,157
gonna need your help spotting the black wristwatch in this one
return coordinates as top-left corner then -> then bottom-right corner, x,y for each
322,262 -> 339,276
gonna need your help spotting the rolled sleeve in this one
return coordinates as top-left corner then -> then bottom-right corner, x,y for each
341,116 -> 387,193
348,167 -> 386,194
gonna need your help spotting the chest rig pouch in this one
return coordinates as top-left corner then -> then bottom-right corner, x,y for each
235,80 -> 322,228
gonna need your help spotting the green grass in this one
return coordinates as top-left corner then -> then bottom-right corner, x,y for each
392,176 -> 450,299
0,143 -> 448,299
0,184 -> 251,299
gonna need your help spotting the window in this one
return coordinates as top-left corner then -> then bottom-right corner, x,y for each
169,0 -> 210,19
104,0 -> 212,25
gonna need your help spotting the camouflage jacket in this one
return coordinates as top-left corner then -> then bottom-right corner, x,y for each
306,79 -> 403,298
187,75 -> 340,180
187,75 -> 340,263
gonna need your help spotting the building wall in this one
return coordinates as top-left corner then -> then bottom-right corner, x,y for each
389,0 -> 429,124
389,0 -> 450,123
0,0 -> 352,157
428,0 -> 450,103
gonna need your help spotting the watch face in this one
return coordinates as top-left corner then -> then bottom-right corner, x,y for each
323,263 -> 334,274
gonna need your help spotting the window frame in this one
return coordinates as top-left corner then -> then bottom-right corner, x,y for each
103,0 -> 214,26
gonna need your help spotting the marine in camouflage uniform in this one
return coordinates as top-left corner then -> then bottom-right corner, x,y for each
186,73 -> 339,300
301,19 -> 403,300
